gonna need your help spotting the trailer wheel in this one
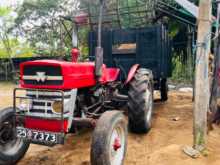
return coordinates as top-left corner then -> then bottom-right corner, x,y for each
160,78 -> 168,101
0,107 -> 30,165
91,111 -> 127,165
128,68 -> 154,133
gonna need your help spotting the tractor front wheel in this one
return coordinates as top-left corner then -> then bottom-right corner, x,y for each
0,107 -> 30,165
91,111 -> 127,165
128,68 -> 154,133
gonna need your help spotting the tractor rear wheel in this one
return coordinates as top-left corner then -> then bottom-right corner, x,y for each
91,111 -> 127,165
160,78 -> 168,101
128,68 -> 154,133
0,107 -> 30,165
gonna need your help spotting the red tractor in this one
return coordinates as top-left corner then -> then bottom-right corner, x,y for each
0,1 -> 171,164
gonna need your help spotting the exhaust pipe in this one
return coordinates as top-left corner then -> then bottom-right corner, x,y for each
95,47 -> 103,77
95,0 -> 104,78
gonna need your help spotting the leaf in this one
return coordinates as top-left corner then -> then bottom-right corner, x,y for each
0,7 -> 11,17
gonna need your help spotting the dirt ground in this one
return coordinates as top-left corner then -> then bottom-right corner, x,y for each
1,82 -> 220,165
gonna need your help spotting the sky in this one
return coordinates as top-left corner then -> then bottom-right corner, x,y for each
0,0 -> 23,38
0,0 -> 23,7
0,0 -> 22,24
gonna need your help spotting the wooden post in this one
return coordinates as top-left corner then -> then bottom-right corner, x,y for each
194,0 -> 212,151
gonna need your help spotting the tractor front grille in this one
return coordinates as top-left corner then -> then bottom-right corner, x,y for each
26,90 -> 71,116
23,65 -> 63,86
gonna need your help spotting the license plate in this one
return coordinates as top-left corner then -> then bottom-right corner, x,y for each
16,127 -> 57,144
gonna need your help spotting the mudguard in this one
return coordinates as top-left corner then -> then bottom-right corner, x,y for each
100,68 -> 120,83
125,64 -> 140,85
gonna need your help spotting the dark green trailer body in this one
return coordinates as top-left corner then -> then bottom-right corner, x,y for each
89,24 -> 172,88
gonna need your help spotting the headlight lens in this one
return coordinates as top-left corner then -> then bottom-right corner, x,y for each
52,101 -> 62,114
18,99 -> 32,111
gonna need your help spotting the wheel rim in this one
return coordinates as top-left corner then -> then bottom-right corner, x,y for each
109,123 -> 125,165
145,85 -> 153,123
0,117 -> 23,156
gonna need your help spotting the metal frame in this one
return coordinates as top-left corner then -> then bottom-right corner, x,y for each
14,88 -> 65,121
156,1 -> 196,26
76,0 -> 198,30
76,0 -> 156,29
13,88 -> 66,145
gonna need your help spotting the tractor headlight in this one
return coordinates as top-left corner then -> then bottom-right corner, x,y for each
18,99 -> 32,111
52,101 -> 63,114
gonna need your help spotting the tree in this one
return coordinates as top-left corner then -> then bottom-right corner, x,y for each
0,7 -> 16,73
0,6 -> 34,58
14,0 -> 80,56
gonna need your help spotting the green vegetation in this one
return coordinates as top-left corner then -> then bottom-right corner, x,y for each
14,0 -> 78,57
0,39 -> 34,58
0,6 -> 34,58
171,55 -> 194,83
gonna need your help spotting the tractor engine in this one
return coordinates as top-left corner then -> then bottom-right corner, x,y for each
75,83 -> 127,120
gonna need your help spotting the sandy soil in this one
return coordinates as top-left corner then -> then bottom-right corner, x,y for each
0,82 -> 16,108
0,82 -> 220,165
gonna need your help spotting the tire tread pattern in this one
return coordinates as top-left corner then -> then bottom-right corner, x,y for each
91,111 -> 127,165
128,68 -> 153,133
0,107 -> 30,165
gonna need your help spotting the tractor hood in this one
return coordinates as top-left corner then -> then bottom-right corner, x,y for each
20,60 -> 120,90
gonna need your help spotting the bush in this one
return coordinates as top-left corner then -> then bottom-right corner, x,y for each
171,56 -> 194,84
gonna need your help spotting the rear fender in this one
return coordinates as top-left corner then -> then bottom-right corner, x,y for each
125,64 -> 140,85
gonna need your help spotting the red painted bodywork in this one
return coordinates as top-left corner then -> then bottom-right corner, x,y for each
24,117 -> 68,133
125,64 -> 140,84
100,68 -> 120,82
20,60 -> 120,90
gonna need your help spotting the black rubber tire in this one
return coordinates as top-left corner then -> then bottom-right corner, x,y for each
128,68 -> 154,134
160,78 -> 168,101
91,111 -> 127,165
0,107 -> 30,165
